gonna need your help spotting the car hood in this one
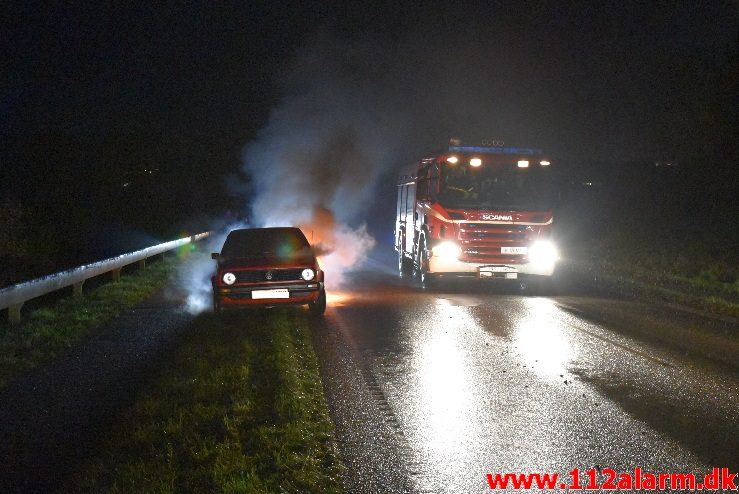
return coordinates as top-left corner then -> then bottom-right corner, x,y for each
218,253 -> 317,270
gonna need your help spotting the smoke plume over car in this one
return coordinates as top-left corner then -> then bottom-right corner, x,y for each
240,37 -> 409,287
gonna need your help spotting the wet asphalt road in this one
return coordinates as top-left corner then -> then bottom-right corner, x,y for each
314,271 -> 739,493
1,265 -> 736,493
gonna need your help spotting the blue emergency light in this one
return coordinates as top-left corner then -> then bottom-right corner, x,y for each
448,145 -> 543,155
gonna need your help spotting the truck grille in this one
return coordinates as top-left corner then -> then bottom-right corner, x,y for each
235,269 -> 304,283
459,223 -> 533,263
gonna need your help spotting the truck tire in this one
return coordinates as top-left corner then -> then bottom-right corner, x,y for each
518,277 -> 553,296
398,242 -> 412,278
414,238 -> 435,288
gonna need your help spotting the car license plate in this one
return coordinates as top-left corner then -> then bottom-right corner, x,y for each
252,289 -> 290,299
501,246 -> 527,254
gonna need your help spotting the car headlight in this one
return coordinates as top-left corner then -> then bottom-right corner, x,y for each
301,268 -> 315,281
222,272 -> 236,285
528,241 -> 559,267
431,241 -> 461,259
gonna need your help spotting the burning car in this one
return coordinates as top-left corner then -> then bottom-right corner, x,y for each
211,227 -> 326,314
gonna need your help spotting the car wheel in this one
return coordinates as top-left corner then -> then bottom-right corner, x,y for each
310,288 -> 326,316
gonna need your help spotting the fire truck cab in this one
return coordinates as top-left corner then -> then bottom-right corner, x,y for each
395,142 -> 559,289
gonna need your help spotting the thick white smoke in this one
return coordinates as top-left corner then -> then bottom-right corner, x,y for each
241,38 -> 407,288
169,222 -> 249,314
176,25 -> 574,312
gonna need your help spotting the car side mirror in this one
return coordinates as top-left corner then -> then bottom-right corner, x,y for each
211,253 -> 220,260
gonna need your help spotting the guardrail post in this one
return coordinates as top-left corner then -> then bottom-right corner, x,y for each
73,281 -> 85,297
138,259 -> 146,269
111,268 -> 122,282
9,303 -> 23,324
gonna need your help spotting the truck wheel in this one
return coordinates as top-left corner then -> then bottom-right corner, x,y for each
414,241 -> 435,288
518,278 -> 552,296
531,277 -> 555,296
398,245 -> 412,277
310,288 -> 327,316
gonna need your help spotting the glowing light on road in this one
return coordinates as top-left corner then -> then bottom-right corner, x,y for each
469,158 -> 482,167
411,303 -> 479,476
326,290 -> 352,306
447,156 -> 458,164
513,298 -> 574,377
540,160 -> 551,166
517,160 -> 529,168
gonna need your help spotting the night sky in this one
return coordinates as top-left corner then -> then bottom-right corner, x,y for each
1,1 -> 737,244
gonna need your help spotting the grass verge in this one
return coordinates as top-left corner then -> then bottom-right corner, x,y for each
564,231 -> 739,318
64,309 -> 343,493
0,257 -> 176,387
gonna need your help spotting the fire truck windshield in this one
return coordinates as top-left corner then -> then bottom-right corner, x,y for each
437,163 -> 555,211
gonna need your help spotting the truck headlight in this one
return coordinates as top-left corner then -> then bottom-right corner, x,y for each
529,241 -> 559,268
431,241 -> 461,259
301,268 -> 315,281
222,272 -> 236,285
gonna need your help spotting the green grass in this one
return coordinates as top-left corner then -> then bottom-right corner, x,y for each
64,309 -> 343,493
568,228 -> 739,317
0,257 -> 176,387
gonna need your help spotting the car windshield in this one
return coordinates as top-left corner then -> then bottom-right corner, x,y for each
437,163 -> 556,211
220,228 -> 311,258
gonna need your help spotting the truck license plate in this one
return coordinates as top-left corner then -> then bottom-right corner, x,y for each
479,265 -> 517,278
252,289 -> 290,299
501,246 -> 527,254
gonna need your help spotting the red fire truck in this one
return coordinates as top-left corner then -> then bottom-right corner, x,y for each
395,142 -> 559,290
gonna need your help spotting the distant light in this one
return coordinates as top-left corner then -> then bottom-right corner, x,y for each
518,160 -> 529,168
447,156 -> 458,164
540,160 -> 551,166
470,158 -> 482,167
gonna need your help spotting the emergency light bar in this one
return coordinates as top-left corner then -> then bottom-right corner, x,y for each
449,145 -> 543,155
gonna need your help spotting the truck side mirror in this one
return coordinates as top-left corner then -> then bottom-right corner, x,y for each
211,253 -> 220,260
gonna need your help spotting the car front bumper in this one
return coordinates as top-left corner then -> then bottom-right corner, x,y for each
428,256 -> 556,278
215,282 -> 324,307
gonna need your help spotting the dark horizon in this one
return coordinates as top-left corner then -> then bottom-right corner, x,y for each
1,2 -> 737,283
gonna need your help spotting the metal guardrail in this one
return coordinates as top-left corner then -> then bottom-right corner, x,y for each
0,232 -> 210,323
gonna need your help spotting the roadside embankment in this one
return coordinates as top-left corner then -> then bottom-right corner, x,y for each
64,309 -> 343,493
558,231 -> 739,319
0,256 -> 178,388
